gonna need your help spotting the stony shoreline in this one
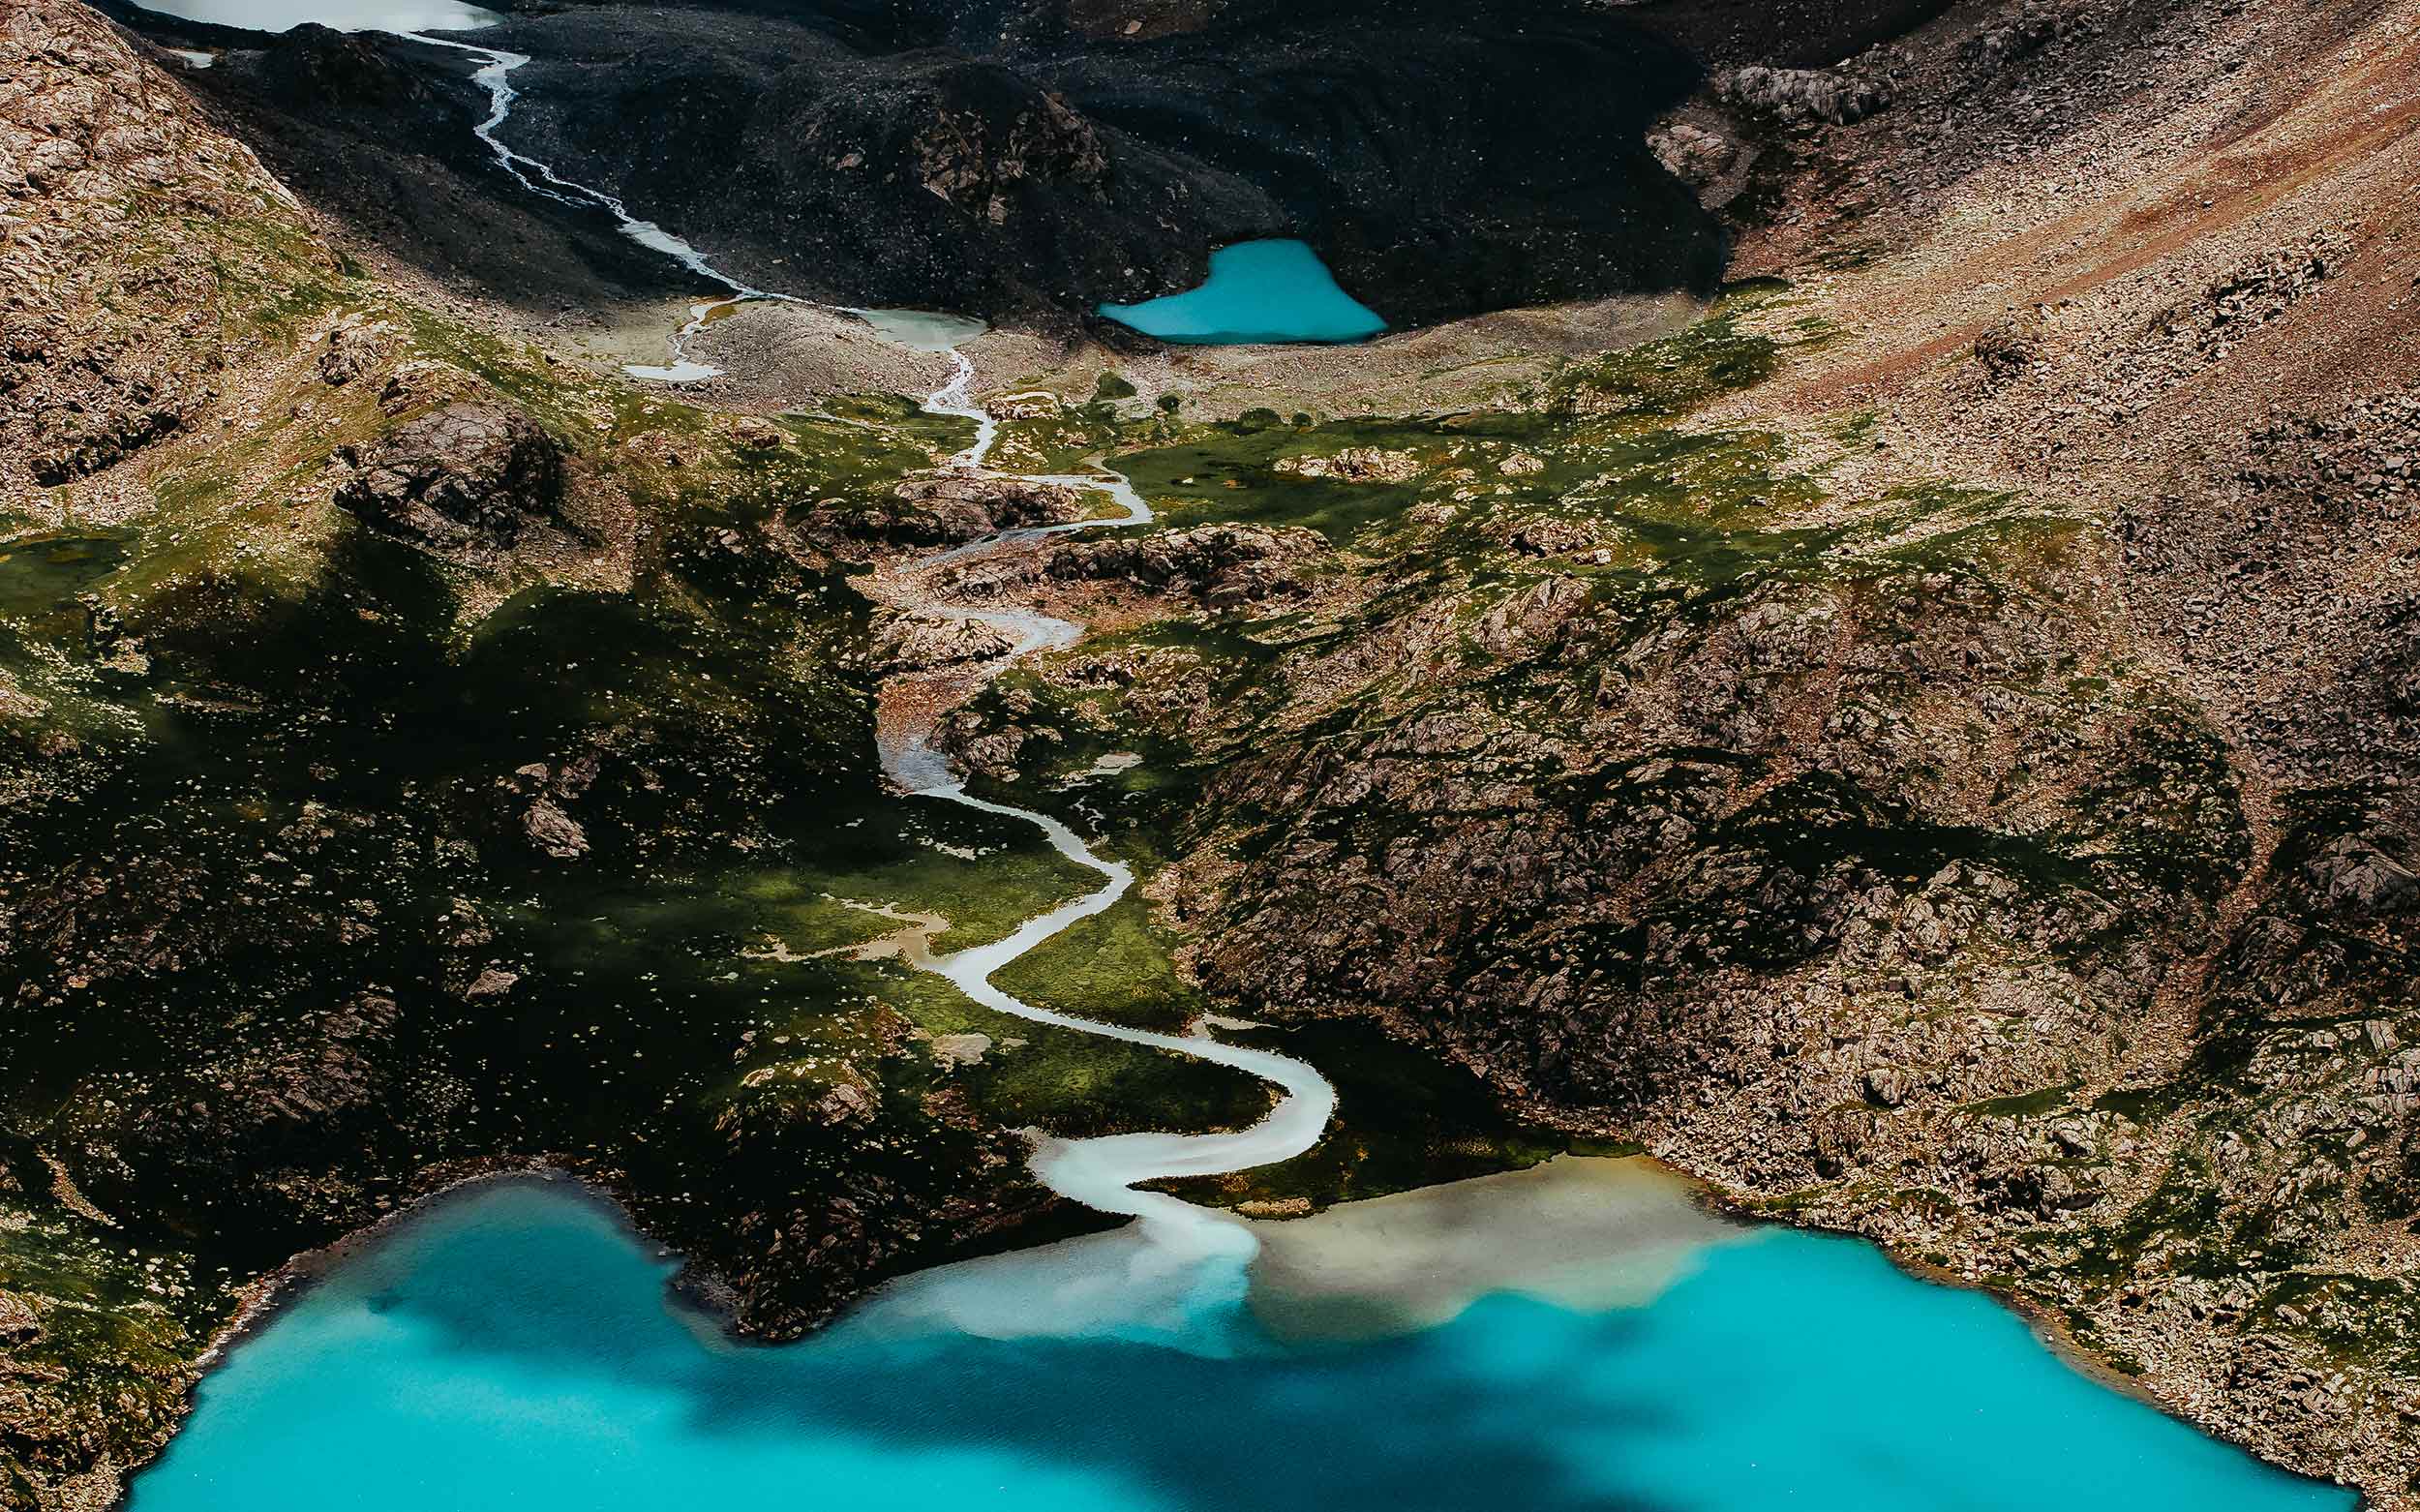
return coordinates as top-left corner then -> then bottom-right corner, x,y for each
1651,1131 -> 2372,1503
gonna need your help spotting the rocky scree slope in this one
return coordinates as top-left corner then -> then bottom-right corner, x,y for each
928,0 -> 2420,1495
153,15 -> 694,318
1,0 -> 325,518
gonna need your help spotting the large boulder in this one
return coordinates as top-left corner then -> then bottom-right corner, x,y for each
335,403 -> 566,559
1046,524 -> 1326,610
522,797 -> 590,860
2301,835 -> 2420,918
790,473 -> 1085,557
875,615 -> 1019,674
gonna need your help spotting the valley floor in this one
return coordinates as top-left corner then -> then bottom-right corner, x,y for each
4,0 -> 2419,1506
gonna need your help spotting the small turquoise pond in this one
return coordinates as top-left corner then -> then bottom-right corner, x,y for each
1099,240 -> 1387,346
130,1177 -> 2351,1512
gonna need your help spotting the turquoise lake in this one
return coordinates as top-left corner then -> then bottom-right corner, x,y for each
129,1173 -> 2352,1512
1098,240 -> 1387,346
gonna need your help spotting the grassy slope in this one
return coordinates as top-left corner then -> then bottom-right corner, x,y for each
0,203 -> 1272,1509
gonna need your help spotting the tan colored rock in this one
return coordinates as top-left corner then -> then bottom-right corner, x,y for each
876,615 -> 1018,674
463,967 -> 521,999
318,318 -> 394,386
729,416 -> 786,449
0,1290 -> 40,1346
1236,1196 -> 1313,1219
523,797 -> 590,859
985,390 -> 1062,420
1275,446 -> 1423,484
814,1079 -> 878,1127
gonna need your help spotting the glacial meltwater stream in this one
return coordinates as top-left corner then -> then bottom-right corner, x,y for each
869,344 -> 1340,1314
118,9 -> 2362,1507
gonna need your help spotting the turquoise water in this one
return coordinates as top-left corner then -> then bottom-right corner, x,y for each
131,1179 -> 2350,1512
1098,241 -> 1387,346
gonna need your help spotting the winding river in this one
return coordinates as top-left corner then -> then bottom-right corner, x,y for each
111,15 -> 2369,1506
877,357 -> 1340,1302
399,20 -> 1344,1292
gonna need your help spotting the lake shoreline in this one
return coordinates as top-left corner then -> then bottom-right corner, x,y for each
1555,1122 -> 2372,1507
120,1136 -> 2365,1510
127,1148 -> 2363,1512
109,1162 -> 588,1509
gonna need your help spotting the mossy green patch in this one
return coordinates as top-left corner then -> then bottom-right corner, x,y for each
990,892 -> 1212,1035
1967,1080 -> 2083,1119
1546,310 -> 1784,419
1162,1016 -> 1564,1212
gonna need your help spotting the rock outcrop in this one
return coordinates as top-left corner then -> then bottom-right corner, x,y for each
875,615 -> 1019,673
1716,55 -> 1901,126
317,317 -> 393,387
0,0 -> 326,509
1044,524 -> 1326,610
1274,447 -> 1422,484
522,797 -> 590,859
790,473 -> 1086,559
334,403 -> 567,559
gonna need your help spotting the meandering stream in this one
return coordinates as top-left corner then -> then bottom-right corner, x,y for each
874,354 -> 1340,1294
103,13 -> 2375,1508
400,20 -> 1343,1289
